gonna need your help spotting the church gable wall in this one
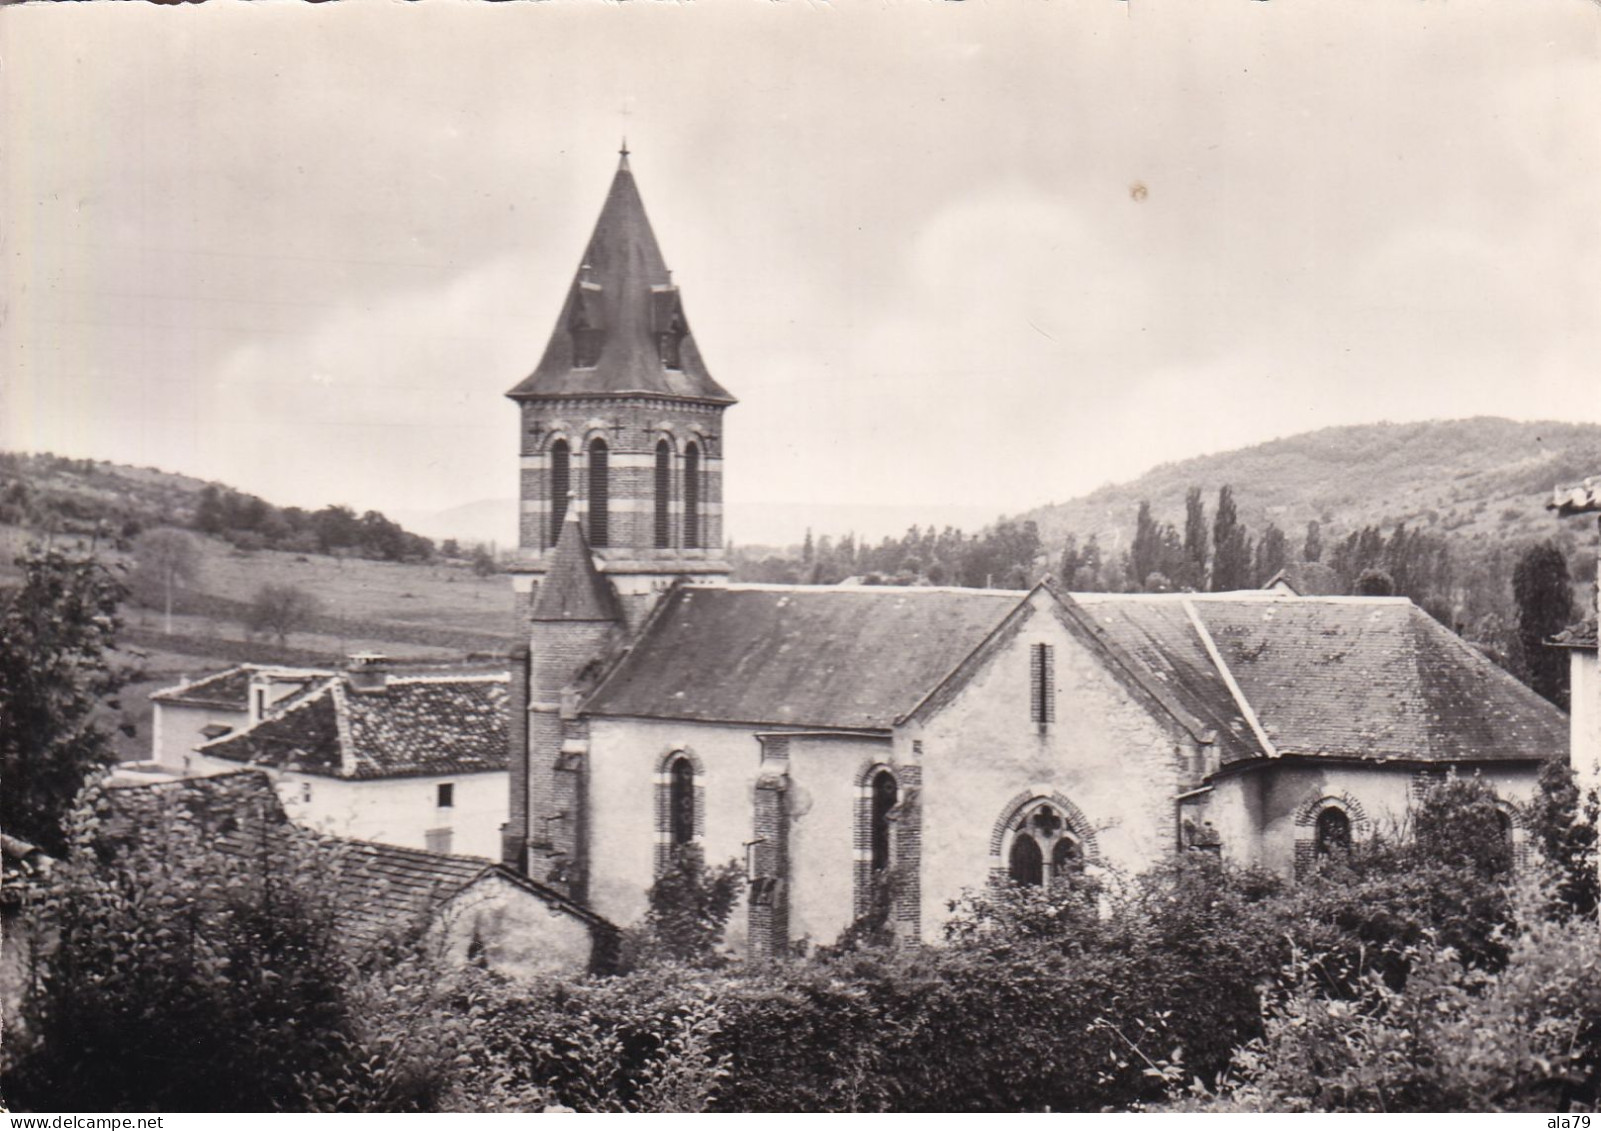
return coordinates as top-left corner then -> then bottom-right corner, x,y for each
906,597 -> 1192,941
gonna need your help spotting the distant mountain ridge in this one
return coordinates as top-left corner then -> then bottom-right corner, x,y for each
1009,418 -> 1601,556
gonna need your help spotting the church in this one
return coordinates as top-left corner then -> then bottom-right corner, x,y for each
498,151 -> 1569,958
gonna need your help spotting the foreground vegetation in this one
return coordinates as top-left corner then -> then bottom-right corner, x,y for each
4,768 -> 1597,1113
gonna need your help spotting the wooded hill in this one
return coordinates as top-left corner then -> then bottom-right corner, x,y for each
1012,417 -> 1601,563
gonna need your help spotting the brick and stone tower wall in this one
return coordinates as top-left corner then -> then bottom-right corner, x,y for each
502,505 -> 621,900
506,148 -> 736,634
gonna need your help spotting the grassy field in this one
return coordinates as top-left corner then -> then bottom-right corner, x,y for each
2,524 -> 521,764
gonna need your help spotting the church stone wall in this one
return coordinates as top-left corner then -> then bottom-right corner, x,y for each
781,734 -> 894,952
584,717 -> 760,951
1211,761 -> 1543,878
907,596 -> 1190,942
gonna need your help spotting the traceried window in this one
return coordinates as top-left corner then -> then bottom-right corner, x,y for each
1314,807 -> 1351,858
1006,801 -> 1082,888
654,440 -> 672,549
668,756 -> 696,848
1030,643 -> 1055,728
588,438 -> 609,548
549,439 -> 571,544
683,442 -> 701,550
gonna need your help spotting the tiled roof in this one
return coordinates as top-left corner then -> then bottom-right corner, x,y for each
199,673 -> 509,779
506,155 -> 735,405
584,585 -> 1025,729
150,665 -> 330,710
1078,594 -> 1567,764
318,837 -> 494,950
100,771 -> 596,954
1553,615 -> 1598,650
588,584 -> 1566,765
1067,598 -> 1264,764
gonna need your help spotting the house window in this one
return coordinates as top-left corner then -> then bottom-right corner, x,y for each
668,756 -> 696,847
654,439 -> 672,549
869,770 -> 898,873
683,442 -> 701,549
252,687 -> 267,721
300,782 -> 313,804
1006,801 -> 1082,888
437,783 -> 454,809
1314,807 -> 1351,858
1030,643 -> 1055,727
549,439 -> 571,544
425,828 -> 453,854
588,438 -> 609,548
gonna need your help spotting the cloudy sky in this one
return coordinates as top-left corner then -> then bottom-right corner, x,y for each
3,0 -> 1597,544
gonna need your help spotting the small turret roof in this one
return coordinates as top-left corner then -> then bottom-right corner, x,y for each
508,153 -> 735,405
531,507 -> 621,623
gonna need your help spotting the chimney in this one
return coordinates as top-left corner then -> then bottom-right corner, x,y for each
346,651 -> 390,693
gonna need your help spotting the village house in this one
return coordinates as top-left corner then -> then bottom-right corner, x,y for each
497,151 -> 1572,958
153,657 -> 511,859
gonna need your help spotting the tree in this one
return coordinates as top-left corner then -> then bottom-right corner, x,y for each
247,583 -> 321,645
1512,540 -> 1573,709
1130,502 -> 1162,591
1354,568 -> 1395,596
470,544 -> 497,578
131,526 -> 201,635
1181,487 -> 1208,591
3,782 -> 362,1111
630,845 -> 743,967
1253,523 -> 1289,587
1303,519 -> 1323,564
1211,485 -> 1252,592
0,546 -> 127,855
1528,757 -> 1600,920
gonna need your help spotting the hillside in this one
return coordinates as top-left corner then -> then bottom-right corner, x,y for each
1013,418 -> 1601,558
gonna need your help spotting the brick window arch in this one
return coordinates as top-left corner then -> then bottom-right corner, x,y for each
654,748 -> 705,874
852,763 -> 922,931
683,441 -> 701,550
989,789 -> 1099,888
587,437 -> 609,548
549,438 -> 570,545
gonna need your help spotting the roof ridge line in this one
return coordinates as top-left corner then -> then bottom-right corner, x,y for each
1181,598 -> 1278,759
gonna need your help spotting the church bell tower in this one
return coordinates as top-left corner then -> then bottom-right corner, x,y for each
506,147 -> 736,631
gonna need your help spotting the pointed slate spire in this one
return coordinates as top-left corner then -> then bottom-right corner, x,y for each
531,502 -> 622,623
508,151 -> 735,405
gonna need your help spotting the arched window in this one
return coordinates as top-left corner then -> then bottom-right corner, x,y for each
1009,834 -> 1044,887
654,439 -> 672,549
587,438 -> 609,548
683,442 -> 701,550
668,757 -> 695,847
1005,801 -> 1081,888
549,439 -> 570,545
1315,807 -> 1351,858
870,770 -> 897,873
1052,836 -> 1083,876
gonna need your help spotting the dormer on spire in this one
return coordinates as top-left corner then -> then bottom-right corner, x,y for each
531,500 -> 621,623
